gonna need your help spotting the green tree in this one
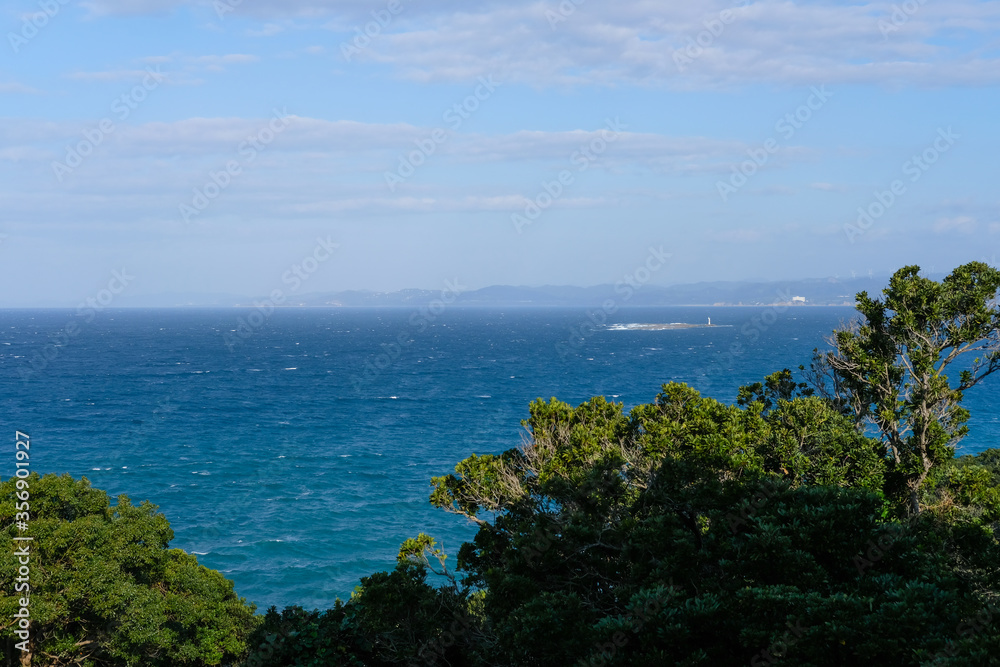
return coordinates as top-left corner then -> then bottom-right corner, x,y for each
805,262 -> 1000,514
243,534 -> 483,667
422,385 -> 996,665
0,473 -> 259,666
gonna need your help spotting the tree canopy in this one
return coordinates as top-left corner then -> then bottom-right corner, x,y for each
806,261 -> 1000,514
0,474 -> 259,667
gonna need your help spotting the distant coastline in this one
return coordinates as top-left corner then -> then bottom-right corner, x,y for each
10,275 -> 889,309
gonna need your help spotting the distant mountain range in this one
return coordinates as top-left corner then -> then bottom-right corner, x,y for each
111,275 -> 906,309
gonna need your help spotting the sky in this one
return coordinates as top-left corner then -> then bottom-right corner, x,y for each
2,0 -> 999,306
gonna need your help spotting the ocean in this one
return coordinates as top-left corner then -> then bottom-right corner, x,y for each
2,306 -> 997,611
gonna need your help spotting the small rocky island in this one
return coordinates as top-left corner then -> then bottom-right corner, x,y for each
608,319 -> 728,331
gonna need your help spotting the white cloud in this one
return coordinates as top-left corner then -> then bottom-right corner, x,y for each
0,82 -> 41,94
82,0 -> 467,19
247,23 -> 285,36
193,53 -> 260,65
80,0 -> 191,16
0,114 -> 771,167
449,128 -> 748,172
0,112 -> 773,226
66,54 -> 258,87
73,1 -> 1000,87
285,194 -> 608,215
932,216 -> 978,233
709,228 -> 766,243
66,69 -> 165,82
0,147 -> 51,161
345,1 -> 1000,87
190,53 -> 260,72
809,182 -> 847,192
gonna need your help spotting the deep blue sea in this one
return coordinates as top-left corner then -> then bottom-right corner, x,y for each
2,307 -> 997,611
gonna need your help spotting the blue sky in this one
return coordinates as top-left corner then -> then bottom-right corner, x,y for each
2,0 -> 999,305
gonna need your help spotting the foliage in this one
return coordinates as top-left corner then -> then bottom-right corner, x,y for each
421,384 -> 999,666
805,262 -> 1000,514
0,473 -> 259,667
923,449 -> 1000,523
243,535 -> 483,667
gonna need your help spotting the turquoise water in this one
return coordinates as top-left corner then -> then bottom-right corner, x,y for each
2,306 -> 997,610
